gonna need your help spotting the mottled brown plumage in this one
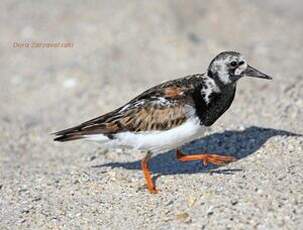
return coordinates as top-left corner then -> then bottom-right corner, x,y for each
54,75 -> 203,141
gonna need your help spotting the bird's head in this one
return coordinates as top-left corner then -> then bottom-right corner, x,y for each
208,51 -> 272,85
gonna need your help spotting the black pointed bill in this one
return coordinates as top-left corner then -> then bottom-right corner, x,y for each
244,65 -> 272,80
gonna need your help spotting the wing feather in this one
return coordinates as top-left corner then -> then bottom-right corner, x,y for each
54,74 -> 203,141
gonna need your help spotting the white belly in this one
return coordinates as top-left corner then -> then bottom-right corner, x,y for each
87,117 -> 206,153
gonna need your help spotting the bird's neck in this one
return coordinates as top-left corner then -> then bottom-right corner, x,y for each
207,69 -> 236,90
193,74 -> 237,126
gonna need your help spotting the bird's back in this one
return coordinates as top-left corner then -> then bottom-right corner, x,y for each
53,74 -> 236,149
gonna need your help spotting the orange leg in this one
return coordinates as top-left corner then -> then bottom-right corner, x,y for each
176,149 -> 236,166
141,151 -> 158,194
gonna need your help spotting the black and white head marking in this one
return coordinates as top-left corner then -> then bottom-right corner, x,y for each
208,51 -> 247,85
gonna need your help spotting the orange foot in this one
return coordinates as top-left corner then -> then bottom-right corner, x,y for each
141,152 -> 158,194
176,149 -> 236,166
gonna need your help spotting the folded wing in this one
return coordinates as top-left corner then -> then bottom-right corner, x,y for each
54,76 -> 201,141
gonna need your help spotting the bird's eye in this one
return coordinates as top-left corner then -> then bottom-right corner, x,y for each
230,61 -> 237,67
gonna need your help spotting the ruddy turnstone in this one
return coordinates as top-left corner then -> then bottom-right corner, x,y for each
54,51 -> 272,193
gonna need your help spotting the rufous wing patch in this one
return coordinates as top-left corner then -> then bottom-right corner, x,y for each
164,87 -> 184,98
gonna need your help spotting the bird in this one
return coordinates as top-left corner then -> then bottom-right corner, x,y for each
53,51 -> 272,193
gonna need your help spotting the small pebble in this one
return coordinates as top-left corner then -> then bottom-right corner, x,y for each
176,212 -> 190,222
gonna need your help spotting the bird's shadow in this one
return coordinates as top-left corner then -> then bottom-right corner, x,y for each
92,126 -> 301,177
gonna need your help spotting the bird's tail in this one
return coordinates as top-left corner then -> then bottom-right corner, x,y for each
53,125 -> 86,142
53,110 -> 120,142
53,133 -> 84,142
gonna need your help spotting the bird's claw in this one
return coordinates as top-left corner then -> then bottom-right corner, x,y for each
201,154 -> 236,166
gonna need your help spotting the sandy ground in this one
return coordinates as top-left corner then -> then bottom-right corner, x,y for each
1,0 -> 303,229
